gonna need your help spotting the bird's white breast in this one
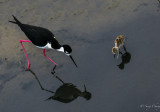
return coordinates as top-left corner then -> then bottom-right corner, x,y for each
36,43 -> 52,49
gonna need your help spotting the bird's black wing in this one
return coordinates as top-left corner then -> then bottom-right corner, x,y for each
19,24 -> 56,47
9,15 -> 61,48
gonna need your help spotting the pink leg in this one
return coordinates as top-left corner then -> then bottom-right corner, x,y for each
43,49 -> 58,66
20,40 -> 32,70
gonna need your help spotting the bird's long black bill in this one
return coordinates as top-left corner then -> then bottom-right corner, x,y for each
70,55 -> 78,68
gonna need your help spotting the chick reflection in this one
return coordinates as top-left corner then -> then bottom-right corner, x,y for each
117,50 -> 131,70
47,75 -> 92,103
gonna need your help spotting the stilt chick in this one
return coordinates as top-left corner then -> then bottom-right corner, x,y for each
112,35 -> 126,58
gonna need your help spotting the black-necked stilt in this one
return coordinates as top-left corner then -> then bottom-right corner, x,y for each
112,35 -> 126,58
9,15 -> 77,70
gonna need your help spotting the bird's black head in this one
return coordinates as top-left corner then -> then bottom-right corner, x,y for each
82,91 -> 92,100
62,45 -> 78,67
82,84 -> 91,100
62,45 -> 72,55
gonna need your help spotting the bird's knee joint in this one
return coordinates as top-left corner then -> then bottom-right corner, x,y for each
43,53 -> 46,56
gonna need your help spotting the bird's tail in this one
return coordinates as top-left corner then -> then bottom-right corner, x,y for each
9,15 -> 21,25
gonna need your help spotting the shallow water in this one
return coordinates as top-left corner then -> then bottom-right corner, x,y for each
1,0 -> 160,112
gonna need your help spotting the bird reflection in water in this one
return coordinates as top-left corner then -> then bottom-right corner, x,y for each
117,48 -> 131,70
47,74 -> 92,103
28,67 -> 91,103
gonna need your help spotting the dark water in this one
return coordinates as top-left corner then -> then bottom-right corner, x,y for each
0,0 -> 160,112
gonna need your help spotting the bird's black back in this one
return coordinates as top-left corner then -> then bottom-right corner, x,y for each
19,24 -> 60,48
10,15 -> 61,48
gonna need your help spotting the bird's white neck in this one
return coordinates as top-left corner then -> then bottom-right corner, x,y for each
57,47 -> 64,52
